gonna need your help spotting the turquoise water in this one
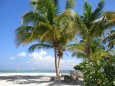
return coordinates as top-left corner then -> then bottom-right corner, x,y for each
0,70 -> 75,74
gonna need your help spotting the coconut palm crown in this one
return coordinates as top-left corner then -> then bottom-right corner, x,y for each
68,0 -> 114,60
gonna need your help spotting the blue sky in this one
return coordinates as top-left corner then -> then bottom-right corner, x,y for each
0,0 -> 115,71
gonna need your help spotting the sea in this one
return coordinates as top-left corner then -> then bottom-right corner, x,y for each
0,69 -> 78,74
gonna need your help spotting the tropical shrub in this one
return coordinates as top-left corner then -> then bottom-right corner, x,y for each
73,63 -> 83,70
75,57 -> 115,86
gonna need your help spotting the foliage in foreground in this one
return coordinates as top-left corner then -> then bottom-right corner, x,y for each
72,0 -> 115,85
74,56 -> 115,86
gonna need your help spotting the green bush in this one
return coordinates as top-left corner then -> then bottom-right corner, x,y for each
74,57 -> 115,86
73,64 -> 83,70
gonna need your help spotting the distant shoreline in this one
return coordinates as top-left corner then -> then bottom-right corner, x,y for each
0,70 -> 79,74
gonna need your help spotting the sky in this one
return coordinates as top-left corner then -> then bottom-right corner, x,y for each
0,0 -> 115,71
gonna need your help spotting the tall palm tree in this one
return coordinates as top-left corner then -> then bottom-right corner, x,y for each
68,0 -> 113,59
15,0 -> 77,78
28,9 -> 78,77
55,9 -> 80,76
78,0 -> 105,57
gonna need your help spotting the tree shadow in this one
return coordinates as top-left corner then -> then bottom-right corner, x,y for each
49,80 -> 84,86
0,75 -> 49,84
0,75 -> 84,86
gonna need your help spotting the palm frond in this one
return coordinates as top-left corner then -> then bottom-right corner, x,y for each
31,0 -> 47,12
67,43 -> 87,58
45,0 -> 56,24
74,14 -> 87,38
31,0 -> 56,24
15,26 -> 34,46
108,40 -> 115,49
83,0 -> 92,28
34,22 -> 55,41
72,51 -> 87,58
103,30 -> 115,49
103,11 -> 115,21
66,0 -> 76,9
103,11 -> 115,29
28,43 -> 52,52
90,16 -> 106,37
92,0 -> 104,20
93,49 -> 113,60
57,9 -> 79,39
103,30 -> 115,42
52,0 -> 61,15
22,11 -> 39,25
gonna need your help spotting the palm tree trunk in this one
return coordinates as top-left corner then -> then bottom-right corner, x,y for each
54,47 -> 59,78
85,38 -> 91,57
57,56 -> 61,77
85,43 -> 90,56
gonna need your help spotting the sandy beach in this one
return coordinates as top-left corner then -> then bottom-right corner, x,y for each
0,73 -> 84,86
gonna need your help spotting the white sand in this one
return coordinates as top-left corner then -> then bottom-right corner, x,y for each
0,73 -> 84,86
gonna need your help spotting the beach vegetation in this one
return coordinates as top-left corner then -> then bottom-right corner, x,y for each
69,0 -> 115,85
15,0 -> 115,84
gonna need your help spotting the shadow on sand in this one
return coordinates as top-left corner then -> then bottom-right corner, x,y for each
0,75 -> 84,86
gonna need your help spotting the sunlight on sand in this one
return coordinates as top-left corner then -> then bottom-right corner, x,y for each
0,73 -> 84,86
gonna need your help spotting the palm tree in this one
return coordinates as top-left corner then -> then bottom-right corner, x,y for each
15,0 -> 77,78
78,0 -> 105,57
68,0 -> 113,59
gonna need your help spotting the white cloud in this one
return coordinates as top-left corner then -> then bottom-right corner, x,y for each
29,52 -> 44,61
60,59 -> 81,70
28,50 -> 82,70
9,57 -> 15,60
18,52 -> 26,57
39,49 -> 47,56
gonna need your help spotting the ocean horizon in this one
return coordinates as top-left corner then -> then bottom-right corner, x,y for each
0,69 -> 78,74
